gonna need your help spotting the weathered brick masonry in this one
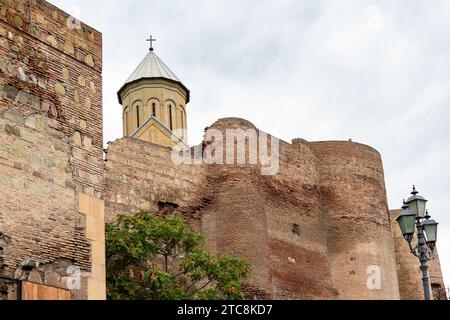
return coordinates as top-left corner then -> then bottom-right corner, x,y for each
105,117 -> 441,300
0,0 -> 104,299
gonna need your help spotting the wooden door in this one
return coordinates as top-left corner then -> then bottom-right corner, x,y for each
21,281 -> 71,300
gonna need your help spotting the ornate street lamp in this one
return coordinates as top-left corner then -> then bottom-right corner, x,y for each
405,186 -> 428,218
396,186 -> 439,300
396,202 -> 416,242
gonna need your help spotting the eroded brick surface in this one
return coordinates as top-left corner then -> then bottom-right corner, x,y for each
104,118 -> 413,300
0,0 -> 103,300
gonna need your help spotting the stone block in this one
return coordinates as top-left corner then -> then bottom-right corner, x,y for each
0,6 -> 6,20
30,95 -> 41,110
32,171 -> 45,180
86,216 -> 105,242
14,16 -> 23,29
25,116 -> 36,129
87,278 -> 106,300
46,35 -> 58,48
79,193 -> 105,220
65,180 -> 75,189
55,82 -> 66,97
73,90 -> 80,104
73,131 -> 82,146
83,136 -> 92,150
91,263 -> 106,281
64,40 -> 75,55
0,172 -> 11,187
91,241 -> 105,265
73,149 -> 83,160
85,55 -> 94,67
3,85 -> 19,100
78,75 -> 86,87
89,81 -> 96,93
17,90 -> 31,105
80,119 -> 87,130
13,162 -> 23,170
84,96 -> 91,109
35,13 -> 47,26
0,37 -> 7,49
5,124 -> 20,137
84,186 -> 95,196
62,68 -> 70,81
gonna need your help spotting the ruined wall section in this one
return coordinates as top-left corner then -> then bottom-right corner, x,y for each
196,118 -> 273,298
312,141 -> 400,300
105,118 -> 336,299
265,137 -> 334,299
0,0 -> 103,299
199,118 -> 334,299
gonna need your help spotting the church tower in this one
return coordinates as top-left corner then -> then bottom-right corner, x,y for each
117,38 -> 189,148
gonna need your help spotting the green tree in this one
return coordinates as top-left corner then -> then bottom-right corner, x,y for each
106,211 -> 249,300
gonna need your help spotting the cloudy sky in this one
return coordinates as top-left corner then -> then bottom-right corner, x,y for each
49,0 -> 450,290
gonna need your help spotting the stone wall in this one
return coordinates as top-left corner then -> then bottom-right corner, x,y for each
104,117 -> 414,299
0,0 -> 104,300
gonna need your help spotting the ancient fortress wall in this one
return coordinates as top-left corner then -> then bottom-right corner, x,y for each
311,141 -> 400,299
0,0 -> 105,300
104,117 -> 406,299
200,119 -> 334,299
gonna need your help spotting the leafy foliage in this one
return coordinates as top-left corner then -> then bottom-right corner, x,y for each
106,211 -> 249,300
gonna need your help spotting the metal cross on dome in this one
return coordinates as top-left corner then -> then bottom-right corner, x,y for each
146,35 -> 157,51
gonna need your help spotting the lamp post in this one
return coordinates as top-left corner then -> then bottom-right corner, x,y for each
396,186 -> 439,300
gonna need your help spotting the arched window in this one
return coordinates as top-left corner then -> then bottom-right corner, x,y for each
152,103 -> 156,117
136,105 -> 140,127
180,109 -> 184,129
124,110 -> 128,135
168,104 -> 173,130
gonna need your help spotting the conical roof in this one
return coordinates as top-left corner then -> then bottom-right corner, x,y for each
118,50 -> 189,103
125,50 -> 181,83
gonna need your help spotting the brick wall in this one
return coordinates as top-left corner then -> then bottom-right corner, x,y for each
312,141 -> 400,299
0,0 -> 103,300
104,137 -> 206,223
105,118 -> 406,299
